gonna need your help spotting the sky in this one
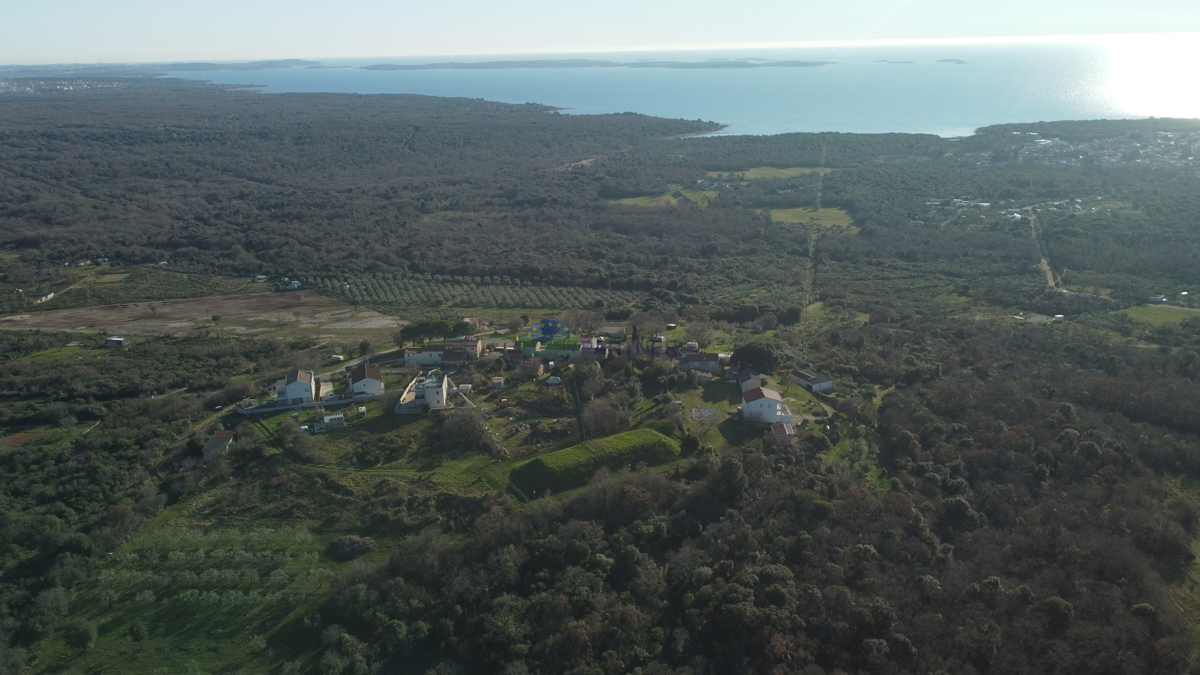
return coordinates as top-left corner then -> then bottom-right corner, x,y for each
2,0 -> 1199,65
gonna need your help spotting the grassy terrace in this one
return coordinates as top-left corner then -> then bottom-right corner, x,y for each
612,186 -> 719,207
705,166 -> 835,179
1116,304 -> 1200,326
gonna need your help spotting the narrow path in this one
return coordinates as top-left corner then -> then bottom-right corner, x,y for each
1026,209 -> 1057,289
800,148 -> 828,324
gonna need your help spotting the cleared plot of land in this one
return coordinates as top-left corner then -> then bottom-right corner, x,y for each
613,187 -> 718,208
42,267 -> 257,310
508,428 -> 680,497
90,273 -> 130,284
707,167 -> 834,179
768,207 -> 854,227
1117,304 -> 1200,326
0,431 -> 50,451
0,291 -> 347,335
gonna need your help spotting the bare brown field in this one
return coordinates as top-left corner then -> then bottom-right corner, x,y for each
0,292 -> 351,335
0,432 -> 47,450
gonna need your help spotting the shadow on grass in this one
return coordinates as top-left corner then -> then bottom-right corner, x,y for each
700,382 -> 742,406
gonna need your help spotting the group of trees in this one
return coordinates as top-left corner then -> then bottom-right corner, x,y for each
0,331 -> 323,671
393,319 -> 476,346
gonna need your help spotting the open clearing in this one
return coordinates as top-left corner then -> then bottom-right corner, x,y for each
613,186 -> 718,207
1117,304 -> 1200,326
0,432 -> 49,451
707,167 -> 834,179
0,291 -> 351,335
768,207 -> 854,227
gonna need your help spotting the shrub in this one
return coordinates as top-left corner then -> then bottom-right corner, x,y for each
326,536 -> 377,561
62,617 -> 97,651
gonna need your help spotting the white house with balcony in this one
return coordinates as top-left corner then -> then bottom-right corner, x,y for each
741,387 -> 793,425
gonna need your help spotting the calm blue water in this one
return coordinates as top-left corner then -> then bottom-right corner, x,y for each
167,40 -> 1197,137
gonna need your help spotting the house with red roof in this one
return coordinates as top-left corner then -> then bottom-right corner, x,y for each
741,386 -> 793,425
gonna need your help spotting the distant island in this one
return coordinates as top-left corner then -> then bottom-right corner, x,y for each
165,59 -> 321,71
938,58 -> 968,65
362,59 -> 835,71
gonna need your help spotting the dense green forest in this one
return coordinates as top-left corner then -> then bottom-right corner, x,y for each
2,79 -> 1200,674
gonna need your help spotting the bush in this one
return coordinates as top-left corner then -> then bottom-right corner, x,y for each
62,617 -> 97,651
326,536 -> 377,561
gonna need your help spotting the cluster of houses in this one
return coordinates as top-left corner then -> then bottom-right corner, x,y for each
242,321 -> 834,432
403,336 -> 484,366
394,371 -> 474,414
268,363 -> 385,406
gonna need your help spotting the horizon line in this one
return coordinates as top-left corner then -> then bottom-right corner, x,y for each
2,31 -> 1198,68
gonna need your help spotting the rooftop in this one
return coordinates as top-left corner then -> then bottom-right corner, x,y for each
743,387 -> 783,403
285,369 -> 313,385
350,363 -> 383,383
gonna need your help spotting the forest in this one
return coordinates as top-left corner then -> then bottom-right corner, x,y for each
1,78 -> 1200,674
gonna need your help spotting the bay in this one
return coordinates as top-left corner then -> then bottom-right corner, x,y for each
168,36 -> 1200,136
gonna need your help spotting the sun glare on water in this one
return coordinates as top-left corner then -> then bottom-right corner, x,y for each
1101,33 -> 1200,118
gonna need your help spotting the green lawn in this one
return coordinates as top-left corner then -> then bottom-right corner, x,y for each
1117,304 -> 1200,326
508,428 -> 680,498
767,207 -> 854,228
613,187 -> 718,208
706,167 -> 834,179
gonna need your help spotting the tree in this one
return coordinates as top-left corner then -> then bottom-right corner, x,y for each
506,317 -> 524,333
631,310 -> 667,338
684,321 -> 715,348
327,536 -> 377,561
62,617 -> 97,651
28,587 -> 69,635
358,340 -> 371,357
565,309 -> 605,334
439,408 -> 493,453
731,340 -> 784,373
581,399 -> 631,437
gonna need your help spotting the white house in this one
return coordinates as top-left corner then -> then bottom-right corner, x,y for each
280,369 -> 318,405
791,371 -> 833,394
396,371 -> 475,414
405,345 -> 446,366
349,363 -> 384,397
742,387 -> 793,425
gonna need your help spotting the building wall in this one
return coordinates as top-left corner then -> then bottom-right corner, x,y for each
405,350 -> 444,366
284,380 -> 314,404
743,399 -> 793,424
351,378 -> 384,396
445,339 -> 482,359
427,378 -> 448,408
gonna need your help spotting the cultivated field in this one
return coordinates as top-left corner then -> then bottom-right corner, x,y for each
0,292 -> 351,335
768,206 -> 854,227
613,187 -> 718,207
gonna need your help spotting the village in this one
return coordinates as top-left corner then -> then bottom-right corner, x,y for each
189,317 -> 841,477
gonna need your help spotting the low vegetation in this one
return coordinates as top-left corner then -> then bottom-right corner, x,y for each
2,81 -> 1200,674
508,428 -> 681,497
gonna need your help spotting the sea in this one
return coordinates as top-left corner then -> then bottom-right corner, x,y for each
167,35 -> 1200,137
